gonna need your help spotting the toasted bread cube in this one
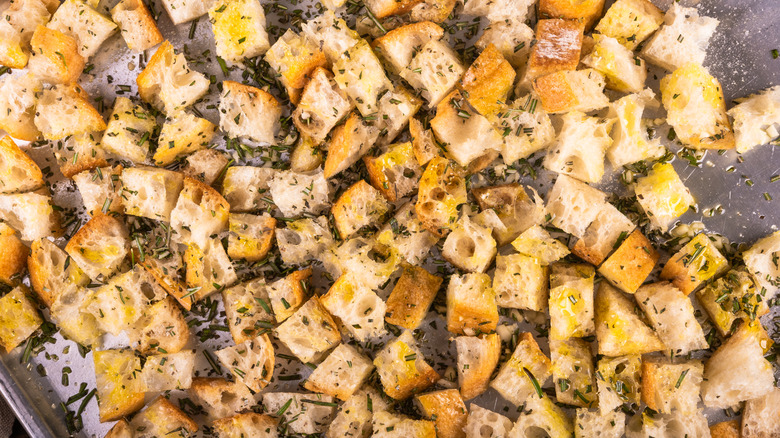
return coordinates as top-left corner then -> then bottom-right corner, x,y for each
28,238 -> 88,307
701,323 -> 775,408
373,87 -> 423,147
511,394 -> 574,437
660,233 -> 729,295
0,0 -> 52,69
742,388 -> 780,438
222,277 -> 274,343
727,85 -> 780,154
73,165 -> 124,216
626,409 -> 710,438
0,136 -> 43,194
321,273 -> 387,341
93,349 -> 145,422
373,411 -> 436,438
159,0 -> 212,25
374,330 -> 439,399
276,216 -> 333,265
111,0 -> 163,52
376,204 -> 438,266
101,97 -> 156,163
292,67 -> 354,143
641,356 -> 703,415
510,225 -> 570,265
0,190 -> 60,242
550,339 -> 596,407
539,0 -> 605,30
455,333 -> 500,400
269,169 -> 330,217
125,396 -> 198,436
26,25 -> 84,84
635,282 -> 707,354
494,254 -> 549,311
0,224 -> 27,285
333,39 -> 392,117
326,236 -> 401,291
136,41 -> 210,115
415,157 -> 467,237
595,0 -> 663,50
582,34 -> 646,93
549,263 -> 595,340
130,296 -> 189,354
415,389 -> 468,438
64,213 -> 129,280
85,265 -> 164,335
446,273 -> 498,335
710,420 -> 741,438
534,69 -> 609,114
543,110 -> 613,183
545,174 -> 607,239
265,29 -> 326,103
492,95 -> 556,165
170,176 -> 229,248
372,21 -> 444,75
575,409 -> 625,438
641,3 -> 718,71
598,229 -> 658,293
660,62 -> 734,149
326,387 -> 389,438
522,19 -> 583,86
34,84 -> 105,141
476,19 -> 534,70
47,0 -> 116,59
221,166 -> 274,212
219,81 -> 280,143
189,377 -> 256,420
364,0 -> 420,18
430,90 -> 503,169
385,265 -> 442,330
408,0 -> 456,22
184,238 -> 237,300
155,113 -> 216,166
209,0 -> 269,63
490,332 -> 552,406
275,296 -> 340,363
634,162 -> 695,232
596,354 -> 642,413
473,184 -> 545,246
606,90 -> 665,167
365,142 -> 422,203
212,413 -> 277,438
401,39 -> 465,108
265,268 -> 311,323
301,11 -> 360,63
121,167 -> 184,222
182,149 -> 228,186
698,269 -> 768,336
0,74 -> 41,141
140,350 -> 195,392
331,180 -> 391,238
464,404 -> 513,438
442,214 -> 497,274
227,213 -> 275,262
304,343 -> 374,400
215,334 -> 275,392
572,204 -> 635,266
54,133 -> 109,179
595,282 -> 664,356
324,112 -> 378,179
49,283 -> 101,347
460,0 -> 534,22
459,44 -> 516,117
0,287 -> 42,352
264,392 -> 336,435
742,230 -> 780,298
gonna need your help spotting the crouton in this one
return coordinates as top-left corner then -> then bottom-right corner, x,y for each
101,97 -> 156,163
494,254 -> 549,311
120,166 -> 184,222
416,157 -> 467,237
660,62 -> 734,149
159,0 -> 213,25
0,286 -> 42,352
264,29 -> 327,104
333,39 -> 392,117
209,0 -> 269,63
727,85 -> 780,154
124,396 -> 198,436
269,169 -> 330,217
492,95 -> 556,165
0,74 -> 41,141
660,233 -> 729,295
742,230 -> 780,298
641,356 -> 703,415
511,394 -> 574,437
300,11 -> 360,63
455,333 -> 500,400
188,377 -> 255,420
490,332 -> 552,406
625,409 -> 710,438
93,349 -> 144,422
212,413 -> 277,438
364,0 -> 421,18
323,112 -> 378,179
401,39 -> 465,108
111,0 -> 163,52
331,180 -> 391,238
374,330 -> 439,399
598,229 -> 658,293
415,389 -> 468,438
275,296 -> 340,363
461,0 -> 535,22
446,272 -> 498,335
0,190 -> 60,242
0,0 -> 52,69
170,176 -> 229,248
574,409 -> 625,438
373,411 -> 436,438
221,166 -> 274,212
64,213 -> 129,280
595,282 -> 665,356
539,0 -> 605,30
219,81 -> 280,144
0,224 -> 27,285
594,0 -> 664,50
276,216 -> 333,266
364,142 -> 422,203
28,238 -> 88,307
326,387 -> 389,438
472,184 -> 545,246
543,111 -> 614,183
534,69 -> 610,114
226,213 -> 275,263
384,265 -> 441,330
464,404 -> 513,438
742,388 -> 780,438
73,166 -> 124,216
572,204 -> 635,266
635,282 -> 707,354
47,0 -> 116,59
184,238 -> 238,300
27,25 -> 85,84
476,19 -> 534,70
409,0 -> 456,22
549,263 -> 596,340
545,174 -> 608,239
550,338 -> 596,407
326,235 -> 402,290
641,3 -> 719,71
409,118 -> 439,166
183,149 -> 229,186
522,19 -> 584,86
321,273 -> 387,341
710,420 -> 741,438
136,41 -> 210,115
264,392 -> 336,435
459,44 -> 516,117
511,225 -> 570,265
304,343 -> 374,401
154,114 -> 217,166
606,90 -> 665,167
698,269 -> 768,336
634,162 -> 695,232
48,283 -> 101,347
292,67 -> 354,143
141,350 -> 195,392
130,296 -> 189,354
222,277 -> 274,344
263,269 -> 310,324
596,354 -> 642,413
215,334 -> 275,392
54,133 -> 109,179
582,34 -> 647,93
372,21 -> 443,74
376,87 -> 423,145
0,136 -> 43,194
442,214 -> 497,274
34,84 -> 105,140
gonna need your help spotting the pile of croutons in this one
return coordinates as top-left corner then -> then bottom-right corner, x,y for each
0,0 -> 778,436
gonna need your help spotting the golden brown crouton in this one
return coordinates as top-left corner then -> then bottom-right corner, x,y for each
660,233 -> 730,295
538,0 -> 605,30
415,389 -> 468,438
27,25 -> 84,84
385,265 -> 442,330
522,19 -> 584,85
598,229 -> 659,293
459,44 -> 516,117
0,224 -> 28,285
415,157 -> 467,237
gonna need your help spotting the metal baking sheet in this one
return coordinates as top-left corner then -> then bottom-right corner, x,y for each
1,0 -> 779,437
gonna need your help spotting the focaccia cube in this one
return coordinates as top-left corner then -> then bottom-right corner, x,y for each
697,269 -> 768,336
571,203 -> 635,266
372,411 -> 436,438
522,19 -> 584,85
0,224 -> 28,286
0,190 -> 60,242
364,142 -> 422,203
473,183 -> 545,246
333,39 -> 392,116
459,44 -> 516,117
130,296 -> 190,354
93,349 -> 145,422
324,112 -> 378,179
372,21 -> 444,75
182,149 -> 229,186
575,409 -> 625,438
320,273 -> 387,341
511,225 -> 570,265
415,157 -> 467,237
170,176 -> 229,248
0,0 -> 51,69
227,212 -> 276,262
300,11 -> 360,64
212,413 -> 277,438
326,387 -> 389,438
446,272 -> 498,335
73,166 -> 124,216
385,265 -> 442,330
140,350 -> 195,392
0,74 -> 42,141
215,334 -> 275,392
464,405 -> 513,438
27,25 -> 84,84
545,175 -> 607,239
493,254 -> 549,311
476,19 -> 534,69
269,169 -> 330,217
442,214 -> 497,274
155,112 -> 217,166
184,238 -> 238,300
582,34 -> 646,93
538,0 -> 605,30
264,29 -> 327,104
534,69 -> 609,114
0,136 -> 43,194
511,393 -> 574,437
606,90 -> 665,168
222,277 -> 275,343
550,338 -> 596,407
0,287 -> 42,352
263,393 -> 336,435
188,377 -> 255,420
331,180 -> 391,238
54,133 -> 109,179
727,86 -> 780,153
275,216 -> 334,266
492,95 -> 556,165
159,0 -> 214,25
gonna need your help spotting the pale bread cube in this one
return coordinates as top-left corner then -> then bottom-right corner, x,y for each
0,0 -> 52,69
742,230 -> 780,299
93,349 -> 145,422
300,11 -> 360,64
155,112 -> 217,166
594,0 -> 664,50
635,282 -> 707,354
264,29 -> 327,104
28,238 -> 88,307
728,85 -> 780,153
446,272 -> 498,335
304,343 -> 374,400
111,0 -> 163,52
170,176 -> 229,248
660,233 -> 729,295
274,296 -> 341,363
385,265 -> 442,330
595,282 -> 664,356
130,296 -> 189,354
184,238 -> 238,300
596,354 -> 642,413
521,18 -> 584,86
493,254 -> 549,311
219,81 -> 281,143
549,263 -> 596,340
455,333 -> 501,400
574,409 -> 625,438
543,110 -> 614,183
0,286 -> 42,352
136,41 -> 210,115
0,190 -> 60,242
373,86 -> 423,147
0,74 -> 42,141
461,0 -> 534,22
372,411 -> 436,438
374,330 -> 439,400
101,97 -> 157,163
64,213 -> 129,280
320,273 -> 387,341
323,112 -> 378,179
209,0 -> 269,63
121,396 -> 197,437
326,387 -> 389,438
550,338 -> 596,407
73,165 -> 124,216
222,277 -> 275,343
120,166 -> 184,222
625,410 -> 710,438
571,204 -> 635,266
510,225 -> 570,265
464,404 -> 513,438
545,175 -> 607,239
598,229 -> 659,293
227,212 -> 276,262
476,19 -> 533,69
215,334 -> 275,392
48,284 -> 101,348
292,67 -> 353,143
160,0 -> 215,25
275,216 -> 334,266
0,136 -> 43,194
415,157 -> 467,237
265,268 -> 311,324
325,236 -> 401,291
442,214 -> 497,274
607,90 -> 665,168
333,39 -> 392,116
641,3 -> 719,71
47,0 -> 117,59
331,180 -> 391,238
415,389 -> 468,438
268,168 -> 330,217
263,392 -> 336,435
189,377 -> 255,420
741,388 -> 780,438
582,34 -> 647,93
221,166 -> 275,212
34,84 -> 105,140
641,356 -> 703,415
510,394 -> 574,437
400,39 -> 465,108
140,350 -> 195,392
409,118 -> 439,166
634,162 -> 695,232
182,149 -> 229,185
54,133 -> 109,179
372,21 -> 444,75
491,95 -> 556,165
364,142 -> 422,202
490,332 -> 552,406
534,69 -> 609,114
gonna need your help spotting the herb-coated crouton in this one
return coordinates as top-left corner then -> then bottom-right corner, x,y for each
212,413 -> 278,438
326,387 -> 389,438
459,44 -> 516,117
34,84 -> 106,140
333,39 -> 392,117
372,21 -> 444,75
698,269 -> 768,336
27,25 -> 84,84
184,238 -> 238,300
265,29 -> 326,104
549,263 -> 596,340
93,349 -> 144,422
47,0 -> 117,59
0,189 -> 60,242
594,0 -> 664,50
219,81 -> 281,144
660,233 -> 729,295
182,149 -> 229,186
597,229 -> 659,293
545,174 -> 607,238
275,216 -> 334,266
140,350 -> 195,392
0,74 -> 41,141
375,203 -> 438,265
634,162 -> 695,232
136,41 -> 210,115
455,333 -> 500,400
538,0 -> 605,30
416,389 -> 468,438
464,404 -> 513,438
65,213 -> 129,280
385,265 -> 442,330
73,166 -> 124,216
54,133 -> 109,179
635,282 -> 707,354
625,409 -> 710,438
304,343 -> 374,401
0,286 -> 42,352
0,136 -> 43,194
222,277 -> 274,344
571,204 -> 635,266
364,142 -> 422,203
227,213 -> 276,262
159,0 -> 213,25
170,176 -> 229,248
473,183 -> 545,246
641,356 -> 703,415
446,272 -> 498,335
475,19 -> 534,70
416,157 -> 467,237
742,230 -> 780,298
209,0 -> 269,63
300,11 -> 360,64
0,0 -> 52,69
400,39 -> 465,108
575,409 -> 625,438
596,354 -> 642,413
131,296 -> 189,355
331,180 -> 391,238
188,377 -> 255,420
511,225 -> 570,264
490,332 -> 552,406
534,69 -> 609,114
292,66 -> 354,143
120,166 -> 184,222
494,254 -> 549,311
543,110 -> 613,183
275,296 -> 341,363
442,214 -> 497,274
111,0 -> 163,52
28,238 -> 88,307
582,34 -> 647,94
727,85 -> 780,154
550,338 -> 596,407
641,3 -> 719,72
101,97 -> 156,163
320,273 -> 387,341
263,392 -> 337,435
606,90 -> 665,168
460,0 -> 535,23
221,166 -> 275,212
741,388 -> 780,438
154,113 -> 217,166
269,169 -> 330,217
492,94 -> 556,165
215,334 -> 275,392
521,19 -> 584,86
374,330 -> 439,400
511,394 -> 574,437
125,396 -> 198,436
373,411 -> 436,438
323,112 -> 378,179
0,224 -> 28,286
595,282 -> 664,356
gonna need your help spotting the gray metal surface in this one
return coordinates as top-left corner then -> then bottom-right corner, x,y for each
0,0 -> 779,437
